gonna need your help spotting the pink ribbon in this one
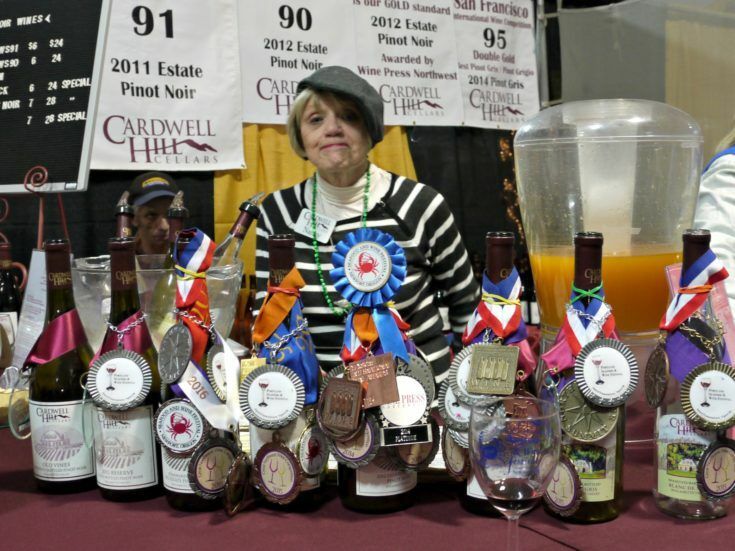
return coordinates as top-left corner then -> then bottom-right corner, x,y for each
510,339 -> 536,382
542,328 -> 620,376
24,309 -> 88,367
92,310 -> 152,363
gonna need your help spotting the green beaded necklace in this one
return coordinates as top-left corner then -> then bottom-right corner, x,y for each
311,164 -> 371,318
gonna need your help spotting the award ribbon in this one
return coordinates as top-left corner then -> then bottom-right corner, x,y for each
461,269 -> 535,380
542,283 -> 617,379
661,249 -> 730,382
170,229 -> 238,431
256,299 -> 320,405
660,249 -> 728,332
23,309 -> 87,367
91,310 -> 151,363
341,305 -> 416,363
330,228 -> 409,363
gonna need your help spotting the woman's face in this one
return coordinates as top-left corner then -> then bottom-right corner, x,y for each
299,95 -> 371,180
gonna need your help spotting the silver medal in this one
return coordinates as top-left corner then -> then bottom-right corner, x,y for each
158,323 -> 193,384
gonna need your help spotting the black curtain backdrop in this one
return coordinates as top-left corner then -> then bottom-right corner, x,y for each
407,127 -> 534,301
1,170 -> 214,269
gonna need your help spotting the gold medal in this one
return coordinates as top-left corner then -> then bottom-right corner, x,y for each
466,343 -> 519,396
645,344 -> 670,408
558,381 -> 618,442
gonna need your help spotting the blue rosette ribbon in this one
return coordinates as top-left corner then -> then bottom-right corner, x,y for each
330,228 -> 409,363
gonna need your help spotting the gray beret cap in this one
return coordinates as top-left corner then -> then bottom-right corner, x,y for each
297,66 -> 384,146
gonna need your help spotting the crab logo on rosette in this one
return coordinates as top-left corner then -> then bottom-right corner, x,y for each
330,228 -> 408,363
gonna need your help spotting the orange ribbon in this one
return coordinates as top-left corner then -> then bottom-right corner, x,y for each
353,308 -> 379,348
253,268 -> 306,344
678,284 -> 713,295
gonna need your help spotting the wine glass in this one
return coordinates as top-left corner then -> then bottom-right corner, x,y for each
258,380 -> 270,407
593,357 -> 604,385
469,397 -> 561,551
700,378 -> 712,407
106,366 -> 117,391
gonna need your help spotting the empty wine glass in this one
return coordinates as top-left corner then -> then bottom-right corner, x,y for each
470,397 -> 561,551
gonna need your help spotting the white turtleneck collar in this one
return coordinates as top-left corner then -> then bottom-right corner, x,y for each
307,164 -> 391,222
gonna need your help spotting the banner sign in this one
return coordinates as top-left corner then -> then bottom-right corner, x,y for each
92,0 -> 244,170
353,0 -> 462,126
453,0 -> 539,129
239,0 -> 538,130
240,0 -> 356,124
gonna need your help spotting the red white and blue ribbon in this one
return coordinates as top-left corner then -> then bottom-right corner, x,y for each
331,228 -> 409,363
542,284 -> 617,376
462,269 -> 535,380
660,249 -> 728,332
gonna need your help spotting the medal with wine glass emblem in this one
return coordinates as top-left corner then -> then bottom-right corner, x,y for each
206,341 -> 227,401
328,412 -> 381,469
88,349 -> 152,411
574,338 -> 638,408
543,454 -> 582,516
441,427 -> 469,481
239,364 -> 305,430
253,432 -> 303,505
696,439 -> 735,501
437,379 -> 471,432
188,437 -> 240,499
680,362 -> 735,431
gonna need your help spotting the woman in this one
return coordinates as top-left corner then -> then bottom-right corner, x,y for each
694,124 -> 735,313
255,66 -> 479,384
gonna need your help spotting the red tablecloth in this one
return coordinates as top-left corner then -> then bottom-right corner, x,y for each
1,430 -> 733,551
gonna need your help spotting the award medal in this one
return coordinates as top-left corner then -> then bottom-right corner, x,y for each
680,362 -> 735,431
346,353 -> 399,409
87,349 -> 152,411
437,379 -> 471,432
378,362 -> 432,447
696,439 -> 735,501
295,422 -> 329,477
441,427 -> 469,481
645,342 -> 670,408
316,376 -> 364,441
558,380 -> 618,442
449,346 -> 495,406
466,343 -> 519,396
543,454 -> 582,517
328,412 -> 381,469
386,419 -> 440,471
239,364 -> 305,430
253,432 -> 303,505
205,341 -> 227,401
154,398 -> 209,455
224,452 -> 254,516
158,323 -> 193,384
396,353 -> 436,405
448,428 -> 469,449
574,338 -> 638,408
188,436 -> 240,500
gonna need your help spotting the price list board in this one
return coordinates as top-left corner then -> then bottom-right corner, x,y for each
0,0 -> 108,192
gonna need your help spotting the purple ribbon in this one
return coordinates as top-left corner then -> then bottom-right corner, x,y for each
666,330 -> 732,383
24,309 -> 88,367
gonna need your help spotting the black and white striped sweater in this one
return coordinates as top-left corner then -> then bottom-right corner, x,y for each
255,171 -> 480,383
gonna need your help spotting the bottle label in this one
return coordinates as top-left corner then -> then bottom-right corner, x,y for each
566,430 -> 616,502
29,400 -> 95,481
466,471 -> 487,500
355,461 -> 417,497
162,448 -> 194,494
95,405 -> 159,490
657,413 -> 716,501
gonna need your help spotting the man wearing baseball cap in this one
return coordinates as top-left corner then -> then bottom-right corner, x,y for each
127,171 -> 179,254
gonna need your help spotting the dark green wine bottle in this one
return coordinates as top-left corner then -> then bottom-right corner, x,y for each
29,239 -> 96,493
95,237 -> 162,501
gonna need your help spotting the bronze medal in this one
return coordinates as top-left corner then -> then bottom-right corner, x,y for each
466,343 -> 519,396
558,381 -> 618,442
346,353 -> 399,409
543,454 -> 582,516
223,452 -> 254,516
696,439 -> 735,501
316,377 -> 364,440
645,343 -> 670,408
328,412 -> 381,469
295,423 -> 329,477
441,428 -> 469,481
680,362 -> 735,431
253,433 -> 302,505
188,437 -> 240,500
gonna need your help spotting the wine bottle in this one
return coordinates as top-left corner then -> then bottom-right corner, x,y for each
95,237 -> 162,501
212,200 -> 260,266
163,232 -> 223,512
28,239 -> 96,493
553,232 -> 625,523
229,274 -> 256,351
653,229 -> 729,519
115,191 -> 135,239
461,231 -> 517,516
338,453 -> 416,513
0,242 -> 22,369
251,234 -> 326,511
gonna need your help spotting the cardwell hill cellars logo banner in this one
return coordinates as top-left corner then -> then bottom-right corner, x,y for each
92,0 -> 244,170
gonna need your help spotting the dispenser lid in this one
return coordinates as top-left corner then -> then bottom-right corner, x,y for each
514,99 -> 702,145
